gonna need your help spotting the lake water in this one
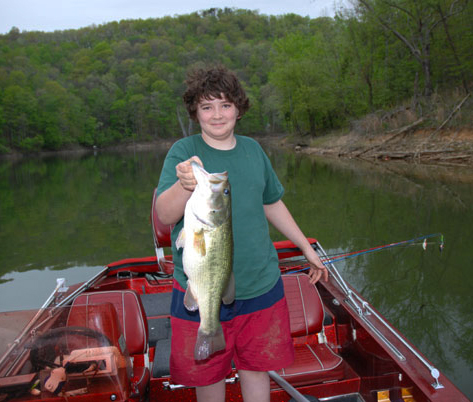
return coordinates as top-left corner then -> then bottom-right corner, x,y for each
1,143 -> 472,399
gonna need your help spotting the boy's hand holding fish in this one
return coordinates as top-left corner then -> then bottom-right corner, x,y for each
176,156 -> 203,191
156,156 -> 204,225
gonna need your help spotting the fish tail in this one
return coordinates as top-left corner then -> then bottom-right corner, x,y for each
194,325 -> 226,361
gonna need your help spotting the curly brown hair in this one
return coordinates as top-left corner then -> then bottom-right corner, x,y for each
183,65 -> 250,122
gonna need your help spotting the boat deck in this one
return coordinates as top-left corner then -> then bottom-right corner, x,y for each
1,247 -> 468,402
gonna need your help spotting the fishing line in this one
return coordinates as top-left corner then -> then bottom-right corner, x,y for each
284,233 -> 444,275
320,241 -> 437,260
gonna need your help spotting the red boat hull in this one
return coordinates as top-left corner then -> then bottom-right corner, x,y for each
0,242 -> 468,402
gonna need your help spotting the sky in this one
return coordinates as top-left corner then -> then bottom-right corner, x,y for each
0,0 -> 344,35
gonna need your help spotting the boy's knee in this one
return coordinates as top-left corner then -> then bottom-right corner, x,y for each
195,379 -> 226,402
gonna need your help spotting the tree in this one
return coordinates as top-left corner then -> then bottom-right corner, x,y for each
351,0 -> 470,97
110,99 -> 130,140
37,80 -> 71,149
1,6 -> 471,152
434,2 -> 472,93
0,105 -> 7,150
270,26 -> 351,135
2,85 -> 37,147
149,80 -> 180,137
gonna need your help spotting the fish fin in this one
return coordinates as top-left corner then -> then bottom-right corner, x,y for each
193,229 -> 206,256
194,326 -> 226,361
183,286 -> 199,311
221,272 -> 235,305
176,229 -> 186,249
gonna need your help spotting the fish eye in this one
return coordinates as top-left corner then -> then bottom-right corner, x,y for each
224,189 -> 230,195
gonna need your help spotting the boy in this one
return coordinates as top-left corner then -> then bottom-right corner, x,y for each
155,66 -> 328,402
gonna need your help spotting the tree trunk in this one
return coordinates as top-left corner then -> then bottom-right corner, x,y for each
365,72 -> 374,109
437,4 -> 470,94
422,57 -> 432,97
176,106 -> 189,137
307,109 -> 317,136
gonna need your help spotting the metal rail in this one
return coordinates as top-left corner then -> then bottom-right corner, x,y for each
0,279 -> 64,371
269,371 -> 317,402
315,242 -> 444,390
0,266 -> 110,376
50,266 -> 110,310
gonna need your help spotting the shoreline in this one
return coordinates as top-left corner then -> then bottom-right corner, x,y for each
0,139 -> 177,161
2,129 -> 473,169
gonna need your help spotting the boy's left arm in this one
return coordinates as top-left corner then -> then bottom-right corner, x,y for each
264,200 -> 328,284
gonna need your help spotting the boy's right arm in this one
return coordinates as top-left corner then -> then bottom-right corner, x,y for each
155,156 -> 203,225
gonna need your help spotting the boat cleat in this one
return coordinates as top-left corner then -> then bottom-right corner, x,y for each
431,368 -> 444,389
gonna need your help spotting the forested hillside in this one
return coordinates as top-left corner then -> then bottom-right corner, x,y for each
1,2 -> 472,152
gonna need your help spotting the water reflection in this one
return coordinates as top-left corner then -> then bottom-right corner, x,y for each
269,152 -> 473,398
0,146 -> 472,398
0,150 -> 168,274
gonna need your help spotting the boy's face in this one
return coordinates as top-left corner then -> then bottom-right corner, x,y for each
196,95 -> 239,144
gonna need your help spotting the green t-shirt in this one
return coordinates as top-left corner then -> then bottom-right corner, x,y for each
156,134 -> 284,300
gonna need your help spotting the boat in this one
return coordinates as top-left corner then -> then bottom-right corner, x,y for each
0,190 -> 468,402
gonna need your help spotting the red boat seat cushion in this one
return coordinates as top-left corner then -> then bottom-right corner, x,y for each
278,343 -> 344,386
151,187 -> 173,248
278,274 -> 344,387
72,290 -> 148,356
283,274 -> 325,337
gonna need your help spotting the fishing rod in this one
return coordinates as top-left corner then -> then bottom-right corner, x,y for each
285,233 -> 444,275
323,233 -> 444,264
320,239 -> 441,261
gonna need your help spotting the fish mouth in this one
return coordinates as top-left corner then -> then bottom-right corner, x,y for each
191,203 -> 217,228
192,204 -> 230,228
195,213 -> 215,228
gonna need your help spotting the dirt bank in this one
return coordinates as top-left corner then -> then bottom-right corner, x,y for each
287,128 -> 473,168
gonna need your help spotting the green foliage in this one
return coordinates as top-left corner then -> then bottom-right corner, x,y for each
19,134 -> 44,151
0,4 -> 471,151
269,23 -> 362,135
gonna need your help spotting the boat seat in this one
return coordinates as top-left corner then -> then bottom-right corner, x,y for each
70,290 -> 150,399
277,274 -> 344,387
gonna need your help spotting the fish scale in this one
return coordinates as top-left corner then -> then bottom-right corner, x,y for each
192,226 -> 231,335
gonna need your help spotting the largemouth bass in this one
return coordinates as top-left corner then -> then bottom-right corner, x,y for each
176,162 -> 234,360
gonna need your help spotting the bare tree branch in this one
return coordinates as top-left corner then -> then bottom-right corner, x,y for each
380,0 -> 416,21
429,0 -> 469,31
357,0 -> 422,62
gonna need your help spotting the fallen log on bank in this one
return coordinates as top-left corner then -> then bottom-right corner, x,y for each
352,118 -> 425,158
361,149 -> 472,166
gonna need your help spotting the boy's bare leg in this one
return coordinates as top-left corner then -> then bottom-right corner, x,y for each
238,370 -> 270,402
195,378 -> 226,402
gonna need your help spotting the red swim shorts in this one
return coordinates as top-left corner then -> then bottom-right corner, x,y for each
169,277 -> 295,387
